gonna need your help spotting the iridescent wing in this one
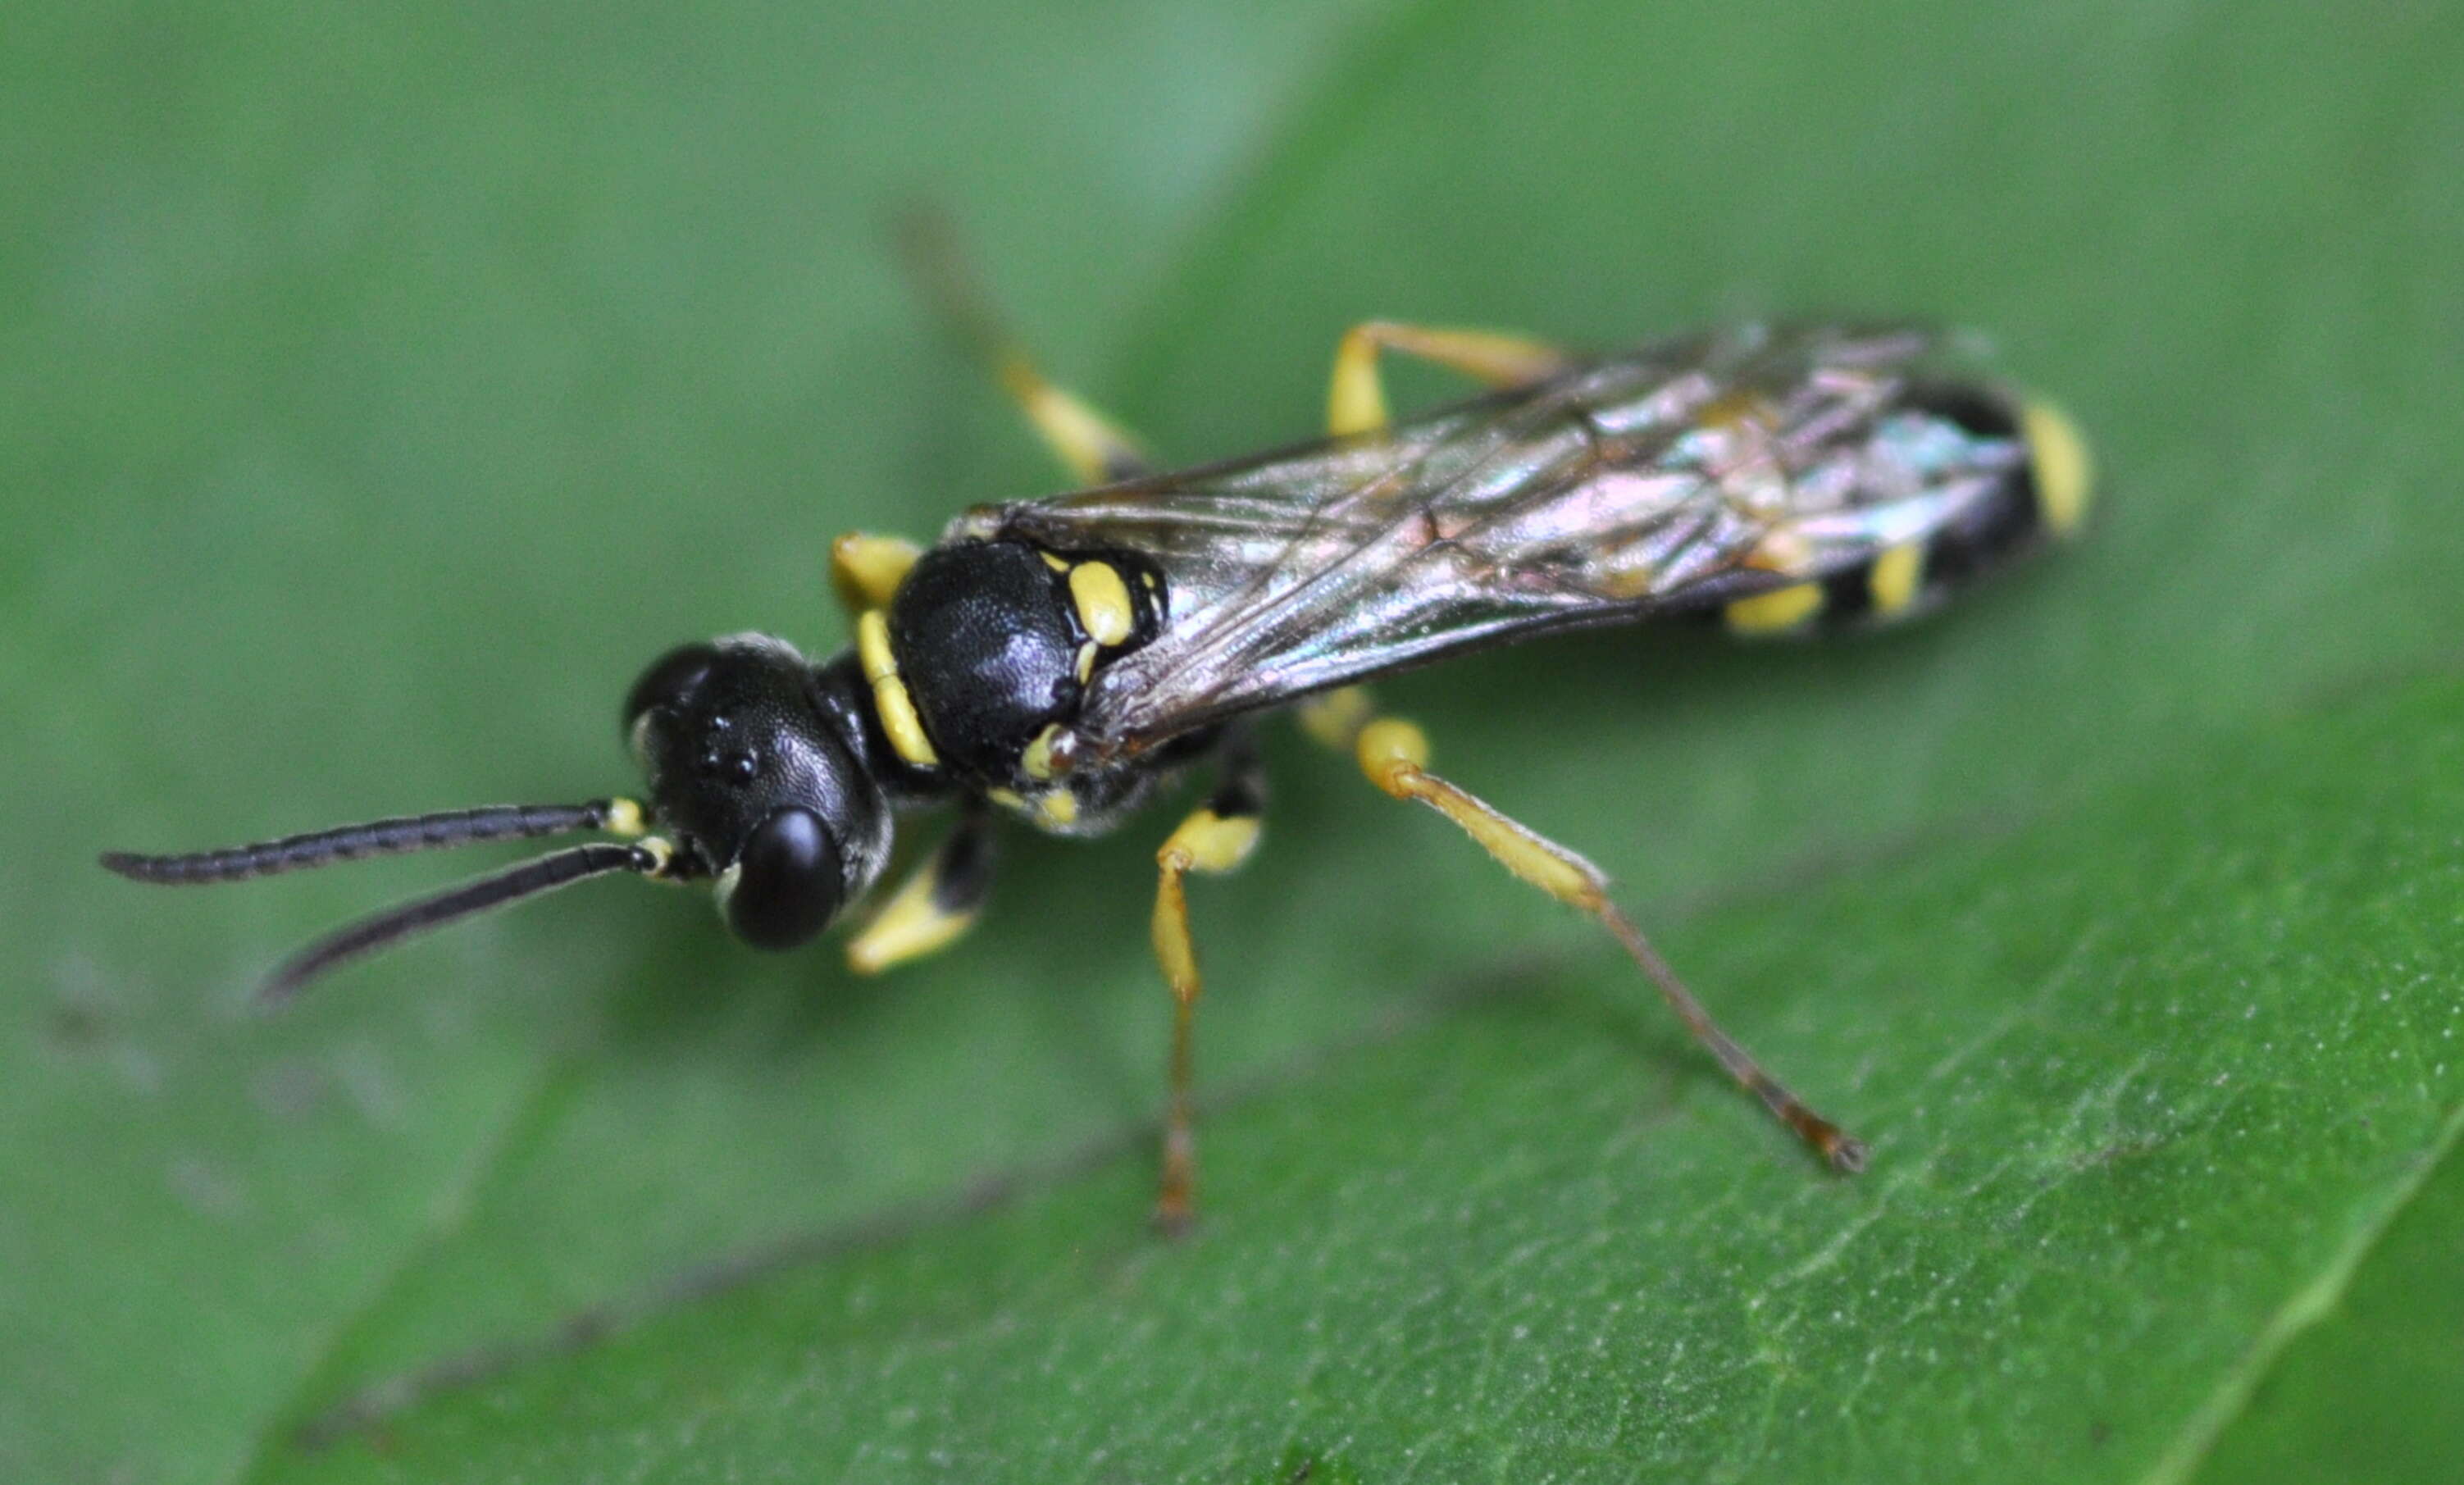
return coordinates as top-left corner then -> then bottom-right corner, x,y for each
954,324 -> 2035,763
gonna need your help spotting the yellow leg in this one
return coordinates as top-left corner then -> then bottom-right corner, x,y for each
845,810 -> 995,975
1348,715 -> 1868,1173
1148,760 -> 1267,1234
1326,321 -> 1574,439
831,532 -> 922,617
995,353 -> 1152,487
1293,686 -> 1376,751
896,208 -> 1152,485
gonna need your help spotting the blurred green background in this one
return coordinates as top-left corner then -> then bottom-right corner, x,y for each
6,2 -> 2461,1482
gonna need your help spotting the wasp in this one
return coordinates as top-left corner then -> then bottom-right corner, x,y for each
102,251 -> 2091,1231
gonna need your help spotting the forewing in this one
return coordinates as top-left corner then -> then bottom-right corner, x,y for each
968,325 -> 2022,759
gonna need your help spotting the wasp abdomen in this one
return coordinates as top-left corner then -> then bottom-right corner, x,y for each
1727,384 -> 2092,638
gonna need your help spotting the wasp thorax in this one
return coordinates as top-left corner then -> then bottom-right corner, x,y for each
886,540 -> 1086,781
622,634 -> 892,948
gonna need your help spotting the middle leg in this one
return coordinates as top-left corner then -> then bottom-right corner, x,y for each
1147,741 -> 1268,1234
844,806 -> 998,975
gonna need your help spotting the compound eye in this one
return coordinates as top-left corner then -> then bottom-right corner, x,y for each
623,642 -> 722,729
721,807 -> 842,950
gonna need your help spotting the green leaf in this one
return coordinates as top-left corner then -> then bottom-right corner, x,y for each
2190,1114 -> 2464,1485
257,673 -> 2464,1483
6,2 -> 2457,1482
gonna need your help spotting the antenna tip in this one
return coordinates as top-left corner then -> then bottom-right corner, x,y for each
98,851 -> 149,881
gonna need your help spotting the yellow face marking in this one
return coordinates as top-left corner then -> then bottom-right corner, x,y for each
1039,549 -> 1070,572
1724,581 -> 1824,635
601,798 -> 646,837
1068,561 -> 1135,646
845,866 -> 978,976
856,609 -> 939,768
1869,542 -> 1925,617
2023,399 -> 2093,537
1020,723 -> 1064,783
1296,686 -> 1373,751
829,533 -> 922,615
1074,640 -> 1097,683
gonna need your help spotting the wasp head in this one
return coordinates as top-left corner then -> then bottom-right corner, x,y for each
624,634 -> 894,950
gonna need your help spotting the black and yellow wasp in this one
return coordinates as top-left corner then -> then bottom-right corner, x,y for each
103,260 -> 2090,1230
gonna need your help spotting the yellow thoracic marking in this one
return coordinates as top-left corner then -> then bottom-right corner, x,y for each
1039,549 -> 1069,572
856,609 -> 939,768
2023,399 -> 2093,537
830,532 -> 922,614
1356,716 -> 1595,906
1074,640 -> 1097,683
845,862 -> 977,976
986,782 -> 1076,828
855,607 -> 896,681
601,798 -> 646,837
1869,541 -> 1925,617
1296,686 -> 1373,751
1068,561 -> 1135,646
1020,723 -> 1064,782
1724,581 -> 1824,635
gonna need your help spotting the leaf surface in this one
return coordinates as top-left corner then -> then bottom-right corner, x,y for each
4,2 -> 2458,1482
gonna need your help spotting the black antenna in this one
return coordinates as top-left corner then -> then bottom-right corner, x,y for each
260,841 -> 665,1004
99,800 -> 637,885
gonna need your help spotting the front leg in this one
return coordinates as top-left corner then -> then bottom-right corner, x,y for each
1148,745 -> 1268,1235
830,532 -> 922,620
844,807 -> 997,975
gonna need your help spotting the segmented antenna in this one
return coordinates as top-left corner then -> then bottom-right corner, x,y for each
98,801 -> 636,884
260,841 -> 663,1004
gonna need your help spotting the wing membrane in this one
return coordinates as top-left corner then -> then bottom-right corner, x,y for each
961,325 -> 2024,760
